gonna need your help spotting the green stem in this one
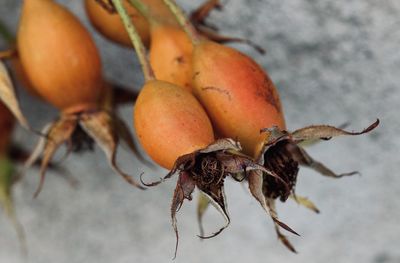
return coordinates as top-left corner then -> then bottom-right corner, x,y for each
0,19 -> 15,44
112,0 -> 155,81
162,0 -> 201,44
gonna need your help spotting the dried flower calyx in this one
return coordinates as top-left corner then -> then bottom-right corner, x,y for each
141,138 -> 286,258
248,119 -> 379,252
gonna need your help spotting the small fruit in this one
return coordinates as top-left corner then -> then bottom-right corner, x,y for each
18,0 -> 144,197
18,0 -> 103,113
85,0 -> 150,47
192,40 -> 285,156
149,24 -> 193,91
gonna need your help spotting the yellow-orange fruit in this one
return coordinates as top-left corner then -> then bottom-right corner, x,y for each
149,25 -> 193,91
134,80 -> 214,169
192,41 -> 286,156
18,0 -> 103,113
0,103 -> 14,155
84,0 -> 150,47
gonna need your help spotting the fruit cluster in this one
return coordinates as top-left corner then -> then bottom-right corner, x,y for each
0,0 -> 378,258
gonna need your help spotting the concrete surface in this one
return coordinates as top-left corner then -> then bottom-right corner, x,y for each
0,0 -> 399,262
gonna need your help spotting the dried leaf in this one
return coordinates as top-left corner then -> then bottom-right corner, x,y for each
0,61 -> 29,129
291,119 -> 379,142
34,116 -> 78,198
79,110 -> 145,190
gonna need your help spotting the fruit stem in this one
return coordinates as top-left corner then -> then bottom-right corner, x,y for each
162,0 -> 201,45
0,19 -> 14,44
127,0 -> 156,25
112,0 -> 155,81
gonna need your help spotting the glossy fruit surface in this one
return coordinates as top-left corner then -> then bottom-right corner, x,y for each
134,80 -> 214,169
192,40 -> 286,156
18,0 -> 103,113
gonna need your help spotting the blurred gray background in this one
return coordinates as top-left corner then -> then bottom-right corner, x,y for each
0,0 -> 399,262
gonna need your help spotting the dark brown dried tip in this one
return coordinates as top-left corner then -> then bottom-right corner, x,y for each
142,139 -> 277,259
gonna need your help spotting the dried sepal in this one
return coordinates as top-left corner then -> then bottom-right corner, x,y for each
290,194 -> 319,213
290,119 -> 379,142
288,143 -> 359,178
0,61 -> 29,129
113,114 -> 154,168
267,199 -> 297,253
34,115 -> 78,198
79,110 -> 145,190
197,28 -> 266,55
170,171 -> 195,259
258,120 -> 379,201
248,170 -> 298,236
196,191 -> 210,237
142,139 -> 283,257
253,120 -> 379,252
99,81 -> 138,112
24,123 -> 54,170
189,0 -> 266,54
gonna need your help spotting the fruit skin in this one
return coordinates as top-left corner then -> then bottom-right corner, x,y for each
10,56 -> 39,98
149,25 -> 193,91
18,0 -> 103,113
134,80 -> 214,169
192,40 -> 286,156
84,0 -> 150,47
0,102 -> 14,155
